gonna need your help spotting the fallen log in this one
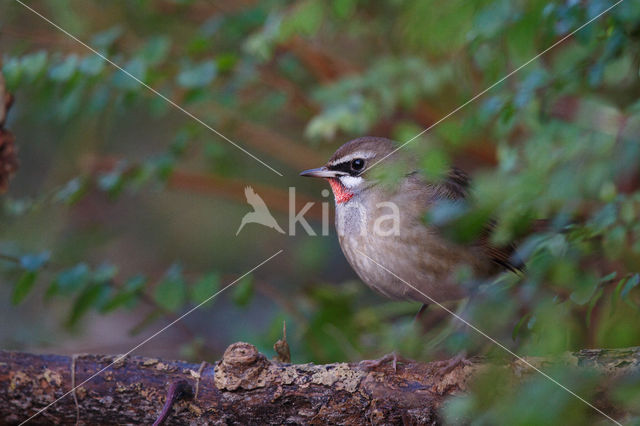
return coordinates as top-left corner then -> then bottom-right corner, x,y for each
0,343 -> 638,424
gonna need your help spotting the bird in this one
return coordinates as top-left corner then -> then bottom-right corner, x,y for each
300,136 -> 520,369
236,186 -> 285,235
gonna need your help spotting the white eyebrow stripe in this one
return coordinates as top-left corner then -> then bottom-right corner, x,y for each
327,151 -> 376,166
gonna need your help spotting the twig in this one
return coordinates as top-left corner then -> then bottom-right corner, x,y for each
0,253 -> 21,264
273,321 -> 291,363
194,361 -> 207,401
152,380 -> 193,426
70,354 -> 80,426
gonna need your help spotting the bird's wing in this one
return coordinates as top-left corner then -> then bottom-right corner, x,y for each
484,240 -> 523,272
245,186 -> 269,210
440,168 -> 524,271
443,167 -> 470,199
473,219 -> 524,273
410,169 -> 522,273
405,168 -> 469,202
431,167 -> 470,200
483,219 -> 553,272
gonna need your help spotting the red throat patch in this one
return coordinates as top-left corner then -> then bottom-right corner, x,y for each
327,178 -> 353,204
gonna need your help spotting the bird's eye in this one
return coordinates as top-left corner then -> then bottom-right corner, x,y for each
350,158 -> 365,172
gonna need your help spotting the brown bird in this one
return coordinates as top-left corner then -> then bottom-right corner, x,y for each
301,136 -> 518,303
300,137 -> 519,367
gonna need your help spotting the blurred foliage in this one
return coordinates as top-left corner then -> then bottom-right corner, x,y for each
1,0 -> 640,423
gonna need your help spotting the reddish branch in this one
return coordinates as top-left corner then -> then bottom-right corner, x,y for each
0,65 -> 18,194
169,170 -> 325,220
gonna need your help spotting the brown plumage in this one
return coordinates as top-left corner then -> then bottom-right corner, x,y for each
301,137 -> 519,305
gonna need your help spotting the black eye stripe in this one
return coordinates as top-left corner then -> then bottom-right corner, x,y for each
328,162 -> 352,174
328,159 -> 365,176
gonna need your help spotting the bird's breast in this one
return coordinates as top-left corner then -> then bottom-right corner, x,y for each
334,199 -> 472,303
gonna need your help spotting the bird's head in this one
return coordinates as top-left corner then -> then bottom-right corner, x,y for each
300,137 -> 398,204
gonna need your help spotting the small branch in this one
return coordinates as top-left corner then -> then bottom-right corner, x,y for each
168,170 -> 325,220
273,321 -> 290,363
0,253 -> 21,264
0,62 -> 19,194
0,67 -> 6,126
152,380 -> 193,426
70,354 -> 79,425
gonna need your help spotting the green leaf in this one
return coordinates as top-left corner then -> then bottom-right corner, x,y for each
333,0 -> 355,19
186,36 -> 210,55
12,271 -> 38,304
425,200 -> 468,227
2,57 -> 22,89
612,275 -> 628,312
21,51 -> 48,80
420,148 -> 450,180
154,265 -> 186,312
124,275 -> 147,293
101,275 -> 146,313
101,291 -> 134,313
603,225 -> 627,258
512,312 -> 531,341
113,58 -> 146,90
621,274 -> 640,298
53,263 -> 91,296
68,284 -> 108,326
280,1 -> 324,38
232,275 -> 254,307
527,315 -> 537,330
93,263 -> 118,283
139,36 -> 171,65
97,163 -> 129,196
216,53 -> 237,73
79,54 -> 105,76
149,154 -> 175,182
590,204 -> 617,234
54,177 -> 89,205
177,60 -> 216,88
56,81 -> 86,120
49,54 -> 79,82
190,273 -> 220,305
600,271 -> 617,282
570,274 -> 599,306
91,26 -> 123,49
20,252 -> 50,272
169,128 -> 192,157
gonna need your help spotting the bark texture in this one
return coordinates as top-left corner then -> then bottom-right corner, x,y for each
0,343 -> 638,425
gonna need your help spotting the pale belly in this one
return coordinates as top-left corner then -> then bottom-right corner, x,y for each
335,202 -> 482,304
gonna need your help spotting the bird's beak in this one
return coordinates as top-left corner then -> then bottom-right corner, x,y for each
299,167 -> 343,178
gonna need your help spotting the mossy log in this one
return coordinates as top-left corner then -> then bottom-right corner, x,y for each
0,343 -> 638,424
